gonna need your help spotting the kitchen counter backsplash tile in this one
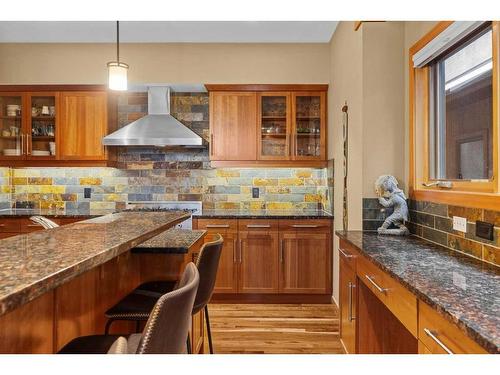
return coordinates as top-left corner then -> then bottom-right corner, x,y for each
0,91 -> 331,212
407,199 -> 500,267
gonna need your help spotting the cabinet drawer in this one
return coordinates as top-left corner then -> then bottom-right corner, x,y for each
357,256 -> 417,337
418,301 -> 487,354
0,219 -> 21,233
239,219 -> 278,232
338,239 -> 359,271
195,219 -> 238,232
279,219 -> 331,232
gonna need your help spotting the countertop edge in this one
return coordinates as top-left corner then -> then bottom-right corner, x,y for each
0,213 -> 190,317
336,230 -> 499,354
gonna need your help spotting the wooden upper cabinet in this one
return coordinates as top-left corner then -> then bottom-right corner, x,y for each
58,91 -> 108,160
257,92 -> 292,161
291,92 -> 326,161
209,91 -> 257,161
207,85 -> 328,167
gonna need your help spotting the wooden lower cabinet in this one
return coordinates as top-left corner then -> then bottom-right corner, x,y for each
194,218 -> 332,298
339,253 -> 357,353
238,228 -> 280,293
194,219 -> 239,294
338,238 -> 489,355
0,217 -> 85,239
279,225 -> 332,294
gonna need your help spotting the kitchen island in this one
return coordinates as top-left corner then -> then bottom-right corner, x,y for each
0,211 -> 199,353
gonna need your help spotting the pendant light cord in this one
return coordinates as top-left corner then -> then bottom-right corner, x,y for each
116,21 -> 120,63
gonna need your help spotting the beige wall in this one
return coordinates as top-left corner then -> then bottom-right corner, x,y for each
0,43 -> 330,84
362,22 -> 405,197
329,21 -> 363,303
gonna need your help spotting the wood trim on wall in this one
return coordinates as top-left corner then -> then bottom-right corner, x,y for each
205,84 -> 328,92
409,21 -> 500,209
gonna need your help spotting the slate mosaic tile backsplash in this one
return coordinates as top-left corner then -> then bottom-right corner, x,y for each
362,197 -> 500,267
0,92 -> 332,212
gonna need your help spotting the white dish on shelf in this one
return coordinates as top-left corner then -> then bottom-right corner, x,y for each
31,150 -> 51,156
3,149 -> 21,156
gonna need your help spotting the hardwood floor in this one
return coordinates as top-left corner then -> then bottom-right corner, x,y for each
205,303 -> 343,354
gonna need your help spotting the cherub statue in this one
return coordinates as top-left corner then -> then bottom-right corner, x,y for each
374,175 -> 409,236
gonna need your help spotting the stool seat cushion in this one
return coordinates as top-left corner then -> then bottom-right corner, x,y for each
105,281 -> 177,320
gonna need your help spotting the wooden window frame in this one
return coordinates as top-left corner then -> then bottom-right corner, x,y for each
409,21 -> 500,209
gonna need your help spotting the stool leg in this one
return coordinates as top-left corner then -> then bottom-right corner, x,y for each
205,305 -> 214,354
186,334 -> 192,354
104,319 -> 115,335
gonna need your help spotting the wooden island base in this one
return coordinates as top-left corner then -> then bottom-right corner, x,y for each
0,237 -> 205,354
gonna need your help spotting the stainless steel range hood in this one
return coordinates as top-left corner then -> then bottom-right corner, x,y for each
102,86 -> 204,147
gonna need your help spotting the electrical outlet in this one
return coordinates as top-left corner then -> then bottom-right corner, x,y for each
452,216 -> 467,233
252,187 -> 259,199
84,188 -> 92,199
476,220 -> 494,241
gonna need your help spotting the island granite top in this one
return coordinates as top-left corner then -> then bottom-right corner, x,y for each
132,228 -> 206,254
0,211 -> 190,317
336,230 -> 500,354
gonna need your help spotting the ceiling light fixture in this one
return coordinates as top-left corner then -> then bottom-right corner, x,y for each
107,21 -> 129,91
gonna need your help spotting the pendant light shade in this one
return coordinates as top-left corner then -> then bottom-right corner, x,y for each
107,21 -> 128,91
107,61 -> 129,91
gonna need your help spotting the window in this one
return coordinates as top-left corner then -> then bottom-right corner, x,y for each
409,21 -> 500,208
428,25 -> 493,181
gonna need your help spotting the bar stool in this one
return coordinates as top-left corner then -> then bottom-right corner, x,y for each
104,234 -> 224,354
58,262 -> 199,354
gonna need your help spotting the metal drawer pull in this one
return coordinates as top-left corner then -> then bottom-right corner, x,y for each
339,248 -> 353,258
423,328 -> 454,354
365,275 -> 388,293
291,224 -> 319,228
238,239 -> 243,263
280,239 -> 285,263
205,224 -> 230,228
232,239 -> 237,263
27,224 -> 42,227
348,282 -> 356,321
246,224 -> 271,228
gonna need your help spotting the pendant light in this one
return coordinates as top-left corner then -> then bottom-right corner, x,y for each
107,21 -> 129,91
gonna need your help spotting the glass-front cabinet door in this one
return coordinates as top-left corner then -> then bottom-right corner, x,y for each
27,93 -> 57,159
0,93 -> 24,159
292,92 -> 326,160
257,93 -> 291,160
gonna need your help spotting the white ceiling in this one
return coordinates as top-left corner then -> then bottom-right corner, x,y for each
0,21 -> 338,43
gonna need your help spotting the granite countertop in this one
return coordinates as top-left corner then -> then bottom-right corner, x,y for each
336,230 -> 500,354
132,228 -> 206,254
0,211 -> 190,316
0,208 -> 116,218
195,209 -> 333,219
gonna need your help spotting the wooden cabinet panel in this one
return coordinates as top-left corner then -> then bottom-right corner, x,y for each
0,218 -> 21,233
278,220 -> 332,294
339,253 -> 357,354
279,232 -> 331,294
209,91 -> 257,161
194,218 -> 238,294
357,255 -> 418,337
238,230 -> 279,294
0,291 -> 54,354
58,91 -> 108,160
191,310 -> 204,354
0,232 -> 17,239
418,301 -> 487,354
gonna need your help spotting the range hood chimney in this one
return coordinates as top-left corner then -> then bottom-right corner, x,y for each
102,86 -> 205,147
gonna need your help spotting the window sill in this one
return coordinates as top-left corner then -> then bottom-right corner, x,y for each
411,189 -> 500,210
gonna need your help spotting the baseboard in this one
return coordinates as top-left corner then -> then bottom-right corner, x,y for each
210,293 -> 333,304
331,294 -> 339,308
